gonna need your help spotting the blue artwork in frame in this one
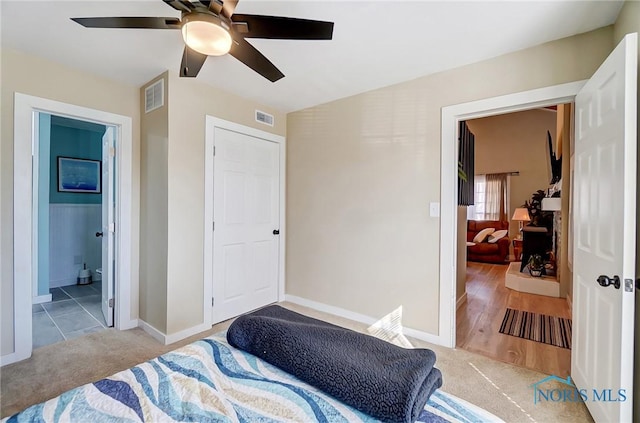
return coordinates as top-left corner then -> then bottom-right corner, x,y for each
57,156 -> 101,193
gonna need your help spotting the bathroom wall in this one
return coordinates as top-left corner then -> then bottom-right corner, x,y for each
48,116 -> 105,287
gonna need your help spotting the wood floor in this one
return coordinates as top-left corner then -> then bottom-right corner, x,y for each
456,261 -> 571,377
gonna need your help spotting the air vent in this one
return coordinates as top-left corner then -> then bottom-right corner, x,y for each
145,80 -> 164,113
255,110 -> 274,127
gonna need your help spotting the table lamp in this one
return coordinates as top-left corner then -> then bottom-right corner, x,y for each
511,208 -> 531,238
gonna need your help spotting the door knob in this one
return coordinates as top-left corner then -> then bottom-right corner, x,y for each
96,232 -> 103,237
273,229 -> 280,235
596,275 -> 620,289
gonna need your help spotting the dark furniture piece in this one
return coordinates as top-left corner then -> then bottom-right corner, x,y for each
467,220 -> 510,264
512,238 -> 523,261
519,226 -> 551,272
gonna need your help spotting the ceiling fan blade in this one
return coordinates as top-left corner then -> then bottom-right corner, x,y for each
229,38 -> 284,82
163,0 -> 196,13
71,17 -> 181,30
231,14 -> 333,40
208,0 -> 223,15
180,46 -> 208,77
221,0 -> 239,18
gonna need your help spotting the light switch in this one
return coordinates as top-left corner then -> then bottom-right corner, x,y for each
429,202 -> 440,217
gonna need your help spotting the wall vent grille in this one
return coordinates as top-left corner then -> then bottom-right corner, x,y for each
255,110 -> 274,126
145,80 -> 164,113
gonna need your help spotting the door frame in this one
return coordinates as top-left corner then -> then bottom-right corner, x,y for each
8,93 -> 137,366
203,115 -> 286,326
438,81 -> 586,348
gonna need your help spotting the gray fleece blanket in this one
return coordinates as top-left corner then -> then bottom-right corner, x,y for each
226,305 -> 443,423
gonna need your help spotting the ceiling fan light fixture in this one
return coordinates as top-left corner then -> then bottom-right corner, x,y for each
181,13 -> 232,56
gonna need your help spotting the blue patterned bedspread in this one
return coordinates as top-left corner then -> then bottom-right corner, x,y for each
4,333 -> 503,422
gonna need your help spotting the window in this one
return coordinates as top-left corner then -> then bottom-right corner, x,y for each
467,173 -> 509,221
467,175 -> 486,220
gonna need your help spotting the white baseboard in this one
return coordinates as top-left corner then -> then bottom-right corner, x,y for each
284,295 -> 445,347
456,292 -> 468,310
138,319 -> 165,344
118,318 -> 139,331
32,294 -> 52,304
0,351 -> 21,367
138,319 -> 212,345
165,323 -> 212,345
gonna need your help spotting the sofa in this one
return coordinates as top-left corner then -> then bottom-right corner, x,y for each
466,220 -> 510,264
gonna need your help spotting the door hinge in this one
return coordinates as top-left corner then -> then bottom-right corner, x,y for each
212,221 -> 215,231
109,222 -> 116,233
212,297 -> 215,306
213,146 -> 216,156
108,298 -> 114,308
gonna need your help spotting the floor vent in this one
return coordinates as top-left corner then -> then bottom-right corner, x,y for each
145,80 -> 164,113
255,110 -> 274,126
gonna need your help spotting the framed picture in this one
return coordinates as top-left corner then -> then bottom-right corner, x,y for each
57,157 -> 102,194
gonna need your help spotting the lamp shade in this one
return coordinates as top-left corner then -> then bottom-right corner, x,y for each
181,13 -> 232,56
511,208 -> 531,222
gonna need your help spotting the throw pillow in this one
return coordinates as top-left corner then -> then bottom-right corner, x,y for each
472,227 -> 495,243
488,229 -> 508,243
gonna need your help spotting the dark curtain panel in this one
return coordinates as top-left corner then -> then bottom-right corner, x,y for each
458,121 -> 475,206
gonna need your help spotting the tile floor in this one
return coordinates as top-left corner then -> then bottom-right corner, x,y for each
33,283 -> 108,349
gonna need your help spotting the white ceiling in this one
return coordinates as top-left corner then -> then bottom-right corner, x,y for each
1,1 -> 624,113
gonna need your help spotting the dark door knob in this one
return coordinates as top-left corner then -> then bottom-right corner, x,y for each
273,229 -> 280,235
96,232 -> 103,237
597,275 -> 620,289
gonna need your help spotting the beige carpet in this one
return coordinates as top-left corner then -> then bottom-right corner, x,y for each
1,302 -> 593,422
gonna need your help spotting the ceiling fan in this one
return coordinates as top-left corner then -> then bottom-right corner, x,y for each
71,0 -> 334,82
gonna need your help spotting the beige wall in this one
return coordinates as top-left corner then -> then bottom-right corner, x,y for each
466,109 -> 556,238
139,73 -> 169,332
286,26 -> 613,335
164,72 -> 286,335
0,48 -> 141,356
612,2 -> 640,420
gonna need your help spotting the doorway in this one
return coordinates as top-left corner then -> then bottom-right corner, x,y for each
438,81 -> 583,348
8,93 -> 136,366
32,114 -> 113,349
455,107 -> 572,375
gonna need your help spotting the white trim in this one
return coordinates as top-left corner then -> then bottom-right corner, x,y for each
165,323 -> 211,345
285,295 -> 443,346
138,319 -> 210,346
7,93 -> 136,365
138,319 -> 166,344
0,352 -> 19,367
32,115 -> 40,303
32,294 -> 52,305
204,116 -> 286,326
439,81 -> 585,348
456,293 -> 467,310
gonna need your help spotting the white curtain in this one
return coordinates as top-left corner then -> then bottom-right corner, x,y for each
467,173 -> 508,221
484,173 -> 508,221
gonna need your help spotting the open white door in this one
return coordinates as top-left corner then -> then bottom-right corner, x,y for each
101,127 -> 115,327
572,33 -> 636,422
212,127 -> 280,324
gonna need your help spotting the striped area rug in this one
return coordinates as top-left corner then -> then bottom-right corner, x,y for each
499,308 -> 572,349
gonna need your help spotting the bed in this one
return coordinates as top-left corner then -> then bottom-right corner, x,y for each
4,311 -> 504,423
